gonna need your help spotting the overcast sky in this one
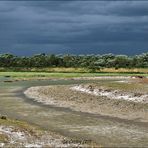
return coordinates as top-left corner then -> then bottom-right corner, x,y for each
0,1 -> 148,55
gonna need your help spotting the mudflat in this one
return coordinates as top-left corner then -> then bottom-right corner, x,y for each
24,77 -> 148,123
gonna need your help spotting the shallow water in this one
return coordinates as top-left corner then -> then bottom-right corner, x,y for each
0,77 -> 148,147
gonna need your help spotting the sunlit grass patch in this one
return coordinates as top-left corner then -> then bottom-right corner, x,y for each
0,68 -> 147,80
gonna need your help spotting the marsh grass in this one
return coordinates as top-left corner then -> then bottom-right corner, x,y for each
0,67 -> 147,73
101,68 -> 148,73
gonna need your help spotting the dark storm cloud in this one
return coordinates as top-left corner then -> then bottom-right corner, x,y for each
0,1 -> 148,55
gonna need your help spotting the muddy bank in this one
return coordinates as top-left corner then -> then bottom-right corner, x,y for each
24,84 -> 148,123
71,85 -> 148,103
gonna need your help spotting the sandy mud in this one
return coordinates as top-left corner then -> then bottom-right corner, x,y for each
24,78 -> 148,122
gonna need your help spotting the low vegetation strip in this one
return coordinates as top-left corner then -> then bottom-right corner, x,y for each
0,72 -> 148,82
0,67 -> 148,74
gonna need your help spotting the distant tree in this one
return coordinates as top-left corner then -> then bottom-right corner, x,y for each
0,52 -> 147,68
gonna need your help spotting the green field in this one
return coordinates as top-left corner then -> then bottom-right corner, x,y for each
0,71 -> 147,80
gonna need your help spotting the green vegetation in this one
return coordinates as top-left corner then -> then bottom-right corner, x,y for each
0,53 -> 147,78
0,72 -> 147,80
0,53 -> 148,70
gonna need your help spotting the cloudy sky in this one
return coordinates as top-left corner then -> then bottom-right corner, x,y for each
0,1 -> 148,55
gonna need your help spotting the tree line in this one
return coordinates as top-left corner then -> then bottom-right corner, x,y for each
0,52 -> 148,69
